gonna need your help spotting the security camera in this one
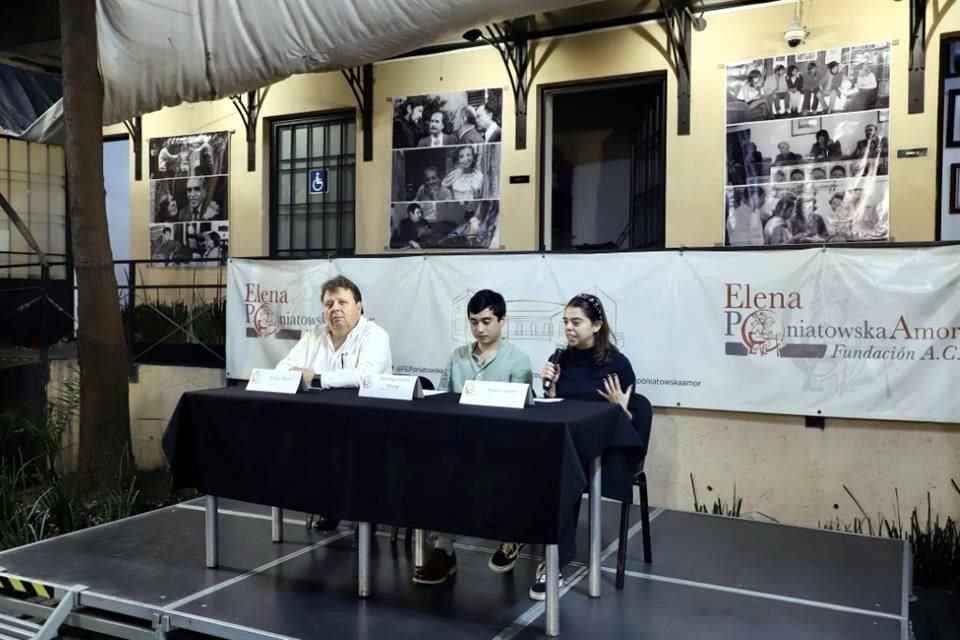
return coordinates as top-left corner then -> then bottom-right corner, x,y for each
784,17 -> 808,48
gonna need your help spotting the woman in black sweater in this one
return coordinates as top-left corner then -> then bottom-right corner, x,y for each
528,294 -> 637,600
542,294 -> 635,415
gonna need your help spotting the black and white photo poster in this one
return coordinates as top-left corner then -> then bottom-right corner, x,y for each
724,42 -> 891,246
148,131 -> 230,265
389,88 -> 502,250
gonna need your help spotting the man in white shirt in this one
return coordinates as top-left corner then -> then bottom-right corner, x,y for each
276,275 -> 393,530
276,275 -> 392,389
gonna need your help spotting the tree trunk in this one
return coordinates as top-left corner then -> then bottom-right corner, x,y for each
60,0 -> 134,491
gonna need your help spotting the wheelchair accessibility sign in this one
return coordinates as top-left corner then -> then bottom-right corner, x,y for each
309,169 -> 328,194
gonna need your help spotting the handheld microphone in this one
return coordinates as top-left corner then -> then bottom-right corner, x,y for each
542,348 -> 564,391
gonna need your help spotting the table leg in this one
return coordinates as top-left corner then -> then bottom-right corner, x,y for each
414,528 -> 426,568
589,455 -> 602,598
271,507 -> 283,542
358,522 -> 371,598
545,543 -> 560,637
205,495 -> 218,568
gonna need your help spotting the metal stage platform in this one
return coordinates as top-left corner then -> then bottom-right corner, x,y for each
0,497 -> 910,639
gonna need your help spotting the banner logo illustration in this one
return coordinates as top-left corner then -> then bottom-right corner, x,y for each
741,310 -> 785,355
724,282 -> 806,357
252,303 -> 280,338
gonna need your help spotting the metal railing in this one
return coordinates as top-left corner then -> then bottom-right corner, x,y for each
0,255 -> 72,351
1,255 -> 228,375
117,259 -> 227,373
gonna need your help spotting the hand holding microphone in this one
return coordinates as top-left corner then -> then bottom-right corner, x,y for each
541,348 -> 564,398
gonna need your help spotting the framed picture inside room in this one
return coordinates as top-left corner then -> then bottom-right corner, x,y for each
791,117 -> 820,136
946,89 -> 960,147
949,164 -> 960,213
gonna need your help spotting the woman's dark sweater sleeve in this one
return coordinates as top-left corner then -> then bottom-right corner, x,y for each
615,353 -> 637,391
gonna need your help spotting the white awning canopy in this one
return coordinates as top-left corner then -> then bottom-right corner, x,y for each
96,0 -> 598,125
2,0 -> 600,142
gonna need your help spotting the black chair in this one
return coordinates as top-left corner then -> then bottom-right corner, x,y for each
616,393 -> 654,589
390,376 -> 435,545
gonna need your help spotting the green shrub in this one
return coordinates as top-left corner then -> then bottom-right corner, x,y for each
822,482 -> 960,590
122,299 -> 225,346
690,473 -> 743,518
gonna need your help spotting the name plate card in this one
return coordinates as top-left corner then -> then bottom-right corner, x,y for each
358,374 -> 424,401
459,381 -> 533,409
246,368 -> 304,394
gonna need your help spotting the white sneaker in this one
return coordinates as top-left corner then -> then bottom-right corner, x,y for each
528,561 -> 564,600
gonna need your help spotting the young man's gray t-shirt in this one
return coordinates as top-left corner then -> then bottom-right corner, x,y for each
439,340 -> 533,392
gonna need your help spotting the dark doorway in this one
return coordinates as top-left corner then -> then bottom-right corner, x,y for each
543,75 -> 666,251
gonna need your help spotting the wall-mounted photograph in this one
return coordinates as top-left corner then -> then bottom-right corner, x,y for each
388,200 -> 499,250
148,131 -> 230,265
725,42 -> 891,246
725,41 -> 891,126
389,88 -> 502,251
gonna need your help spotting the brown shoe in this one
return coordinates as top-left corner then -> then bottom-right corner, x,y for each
412,548 -> 457,585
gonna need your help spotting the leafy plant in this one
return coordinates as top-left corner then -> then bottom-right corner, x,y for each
691,473 -> 743,517
0,456 -> 142,549
190,298 -> 226,345
37,472 -> 78,535
0,410 -> 38,470
821,481 -> 960,590
0,372 -> 143,550
689,474 -> 779,522
1,367 -> 78,476
122,299 -> 225,346
123,300 -> 191,344
0,457 -> 50,548
86,447 -> 140,525
36,370 -> 79,479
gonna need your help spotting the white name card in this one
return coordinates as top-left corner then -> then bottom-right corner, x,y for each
459,381 -> 533,409
246,368 -> 305,394
358,374 -> 424,401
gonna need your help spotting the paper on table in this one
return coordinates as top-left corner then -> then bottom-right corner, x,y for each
533,398 -> 564,403
423,389 -> 446,397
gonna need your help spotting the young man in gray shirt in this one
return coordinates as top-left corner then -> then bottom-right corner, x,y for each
413,289 -> 533,585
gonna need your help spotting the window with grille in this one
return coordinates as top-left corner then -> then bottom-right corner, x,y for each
269,113 -> 356,257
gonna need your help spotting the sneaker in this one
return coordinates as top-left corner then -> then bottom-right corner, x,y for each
488,542 -> 523,573
309,515 -> 340,531
528,562 -> 564,601
412,548 -> 457,585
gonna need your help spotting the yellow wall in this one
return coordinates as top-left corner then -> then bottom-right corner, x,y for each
105,0 -> 960,526
53,359 -> 225,473
114,1 -> 957,254
108,72 -> 356,261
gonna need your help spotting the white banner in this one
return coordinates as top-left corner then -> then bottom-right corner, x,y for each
228,248 -> 960,424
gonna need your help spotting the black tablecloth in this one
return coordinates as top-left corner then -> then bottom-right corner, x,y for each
162,388 -> 644,545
